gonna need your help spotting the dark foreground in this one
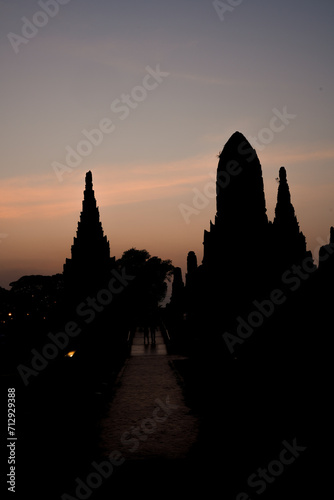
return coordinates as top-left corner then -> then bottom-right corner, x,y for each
1,324 -> 330,500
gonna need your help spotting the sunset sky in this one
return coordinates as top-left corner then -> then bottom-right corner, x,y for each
1,0 -> 334,290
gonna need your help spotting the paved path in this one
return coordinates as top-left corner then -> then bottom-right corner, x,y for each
98,327 -> 199,462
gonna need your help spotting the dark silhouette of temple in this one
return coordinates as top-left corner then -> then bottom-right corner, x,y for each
204,132 -> 309,284
0,132 -> 331,500
2,135 -> 332,499
172,131 -> 315,343
166,131 -> 331,499
63,171 -> 115,300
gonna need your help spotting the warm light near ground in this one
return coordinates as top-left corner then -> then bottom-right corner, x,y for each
65,351 -> 76,358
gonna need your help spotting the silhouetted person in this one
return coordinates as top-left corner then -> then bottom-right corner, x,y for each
143,325 -> 150,344
150,325 -> 156,344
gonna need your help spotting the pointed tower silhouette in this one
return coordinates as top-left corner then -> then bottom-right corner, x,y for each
64,171 -> 115,299
272,166 -> 308,270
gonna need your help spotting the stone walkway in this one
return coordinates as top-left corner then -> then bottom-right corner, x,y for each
98,327 -> 199,462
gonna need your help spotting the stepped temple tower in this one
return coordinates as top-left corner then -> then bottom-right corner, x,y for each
63,171 -> 115,298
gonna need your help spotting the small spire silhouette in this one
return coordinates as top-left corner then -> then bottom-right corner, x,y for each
274,166 -> 297,228
273,166 -> 308,267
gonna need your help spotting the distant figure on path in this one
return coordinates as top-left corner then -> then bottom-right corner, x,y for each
150,325 -> 156,345
144,325 -> 150,344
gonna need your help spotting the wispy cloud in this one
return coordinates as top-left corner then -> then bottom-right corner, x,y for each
0,154 -> 214,220
2,144 -> 332,222
259,143 -> 334,167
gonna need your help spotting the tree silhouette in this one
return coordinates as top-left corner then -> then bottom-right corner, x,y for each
115,248 -> 173,322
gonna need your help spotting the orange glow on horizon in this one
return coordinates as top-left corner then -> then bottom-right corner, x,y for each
1,149 -> 333,289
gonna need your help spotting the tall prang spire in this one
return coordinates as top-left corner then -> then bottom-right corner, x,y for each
203,131 -> 269,270
64,171 -> 114,299
215,131 -> 268,231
